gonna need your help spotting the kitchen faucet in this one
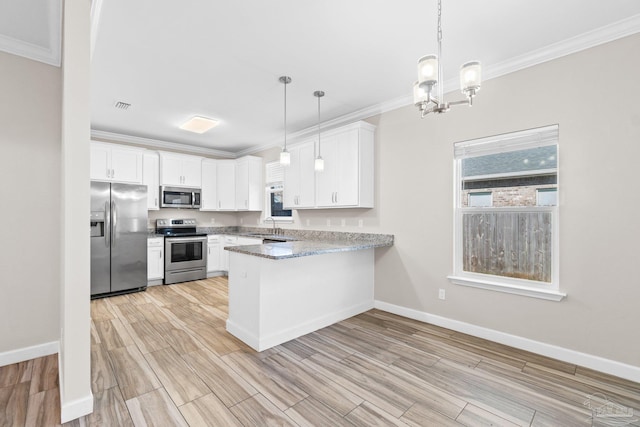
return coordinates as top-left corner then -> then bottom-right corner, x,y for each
266,217 -> 277,235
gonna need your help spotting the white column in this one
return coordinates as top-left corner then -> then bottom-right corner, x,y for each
60,0 -> 92,422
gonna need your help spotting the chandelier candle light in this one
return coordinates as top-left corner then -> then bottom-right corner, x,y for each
314,90 -> 325,172
279,76 -> 292,166
414,0 -> 481,117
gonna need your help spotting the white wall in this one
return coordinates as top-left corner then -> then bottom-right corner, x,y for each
243,34 -> 640,371
0,51 -> 61,358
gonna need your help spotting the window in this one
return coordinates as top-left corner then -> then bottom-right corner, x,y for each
264,161 -> 292,222
265,183 -> 292,221
449,125 -> 564,301
468,191 -> 492,207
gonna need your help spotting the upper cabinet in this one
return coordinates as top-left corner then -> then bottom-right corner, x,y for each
216,160 -> 236,210
90,142 -> 143,184
235,156 -> 263,211
284,121 -> 375,209
159,152 -> 202,187
200,159 -> 218,211
143,152 -> 160,210
283,141 -> 316,209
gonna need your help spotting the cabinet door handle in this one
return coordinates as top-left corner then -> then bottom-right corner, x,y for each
111,169 -> 115,178
154,197 -> 158,207
159,251 -> 162,259
335,192 -> 338,204
245,200 -> 248,208
218,200 -> 221,209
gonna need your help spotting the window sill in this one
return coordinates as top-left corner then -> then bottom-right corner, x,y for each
447,275 -> 566,301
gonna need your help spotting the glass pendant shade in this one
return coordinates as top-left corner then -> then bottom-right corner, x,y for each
280,149 -> 290,166
460,61 -> 482,94
413,81 -> 427,105
418,55 -> 438,89
314,156 -> 324,172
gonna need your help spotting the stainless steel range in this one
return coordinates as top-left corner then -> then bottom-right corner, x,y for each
156,218 -> 207,285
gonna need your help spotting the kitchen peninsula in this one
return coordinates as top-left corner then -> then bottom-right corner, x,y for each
224,231 -> 393,351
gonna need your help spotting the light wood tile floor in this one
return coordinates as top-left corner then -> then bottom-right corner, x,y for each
2,277 -> 639,426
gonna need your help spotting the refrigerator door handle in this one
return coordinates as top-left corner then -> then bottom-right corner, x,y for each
105,201 -> 110,247
111,200 -> 117,247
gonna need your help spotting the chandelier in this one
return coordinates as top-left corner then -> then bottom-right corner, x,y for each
413,0 -> 481,117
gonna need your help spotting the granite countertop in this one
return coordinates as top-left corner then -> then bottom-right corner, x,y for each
225,236 -> 393,260
148,226 -> 394,259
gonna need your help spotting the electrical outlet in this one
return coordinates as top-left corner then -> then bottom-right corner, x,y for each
306,219 -> 311,226
341,219 -> 346,227
210,218 -> 215,224
240,218 -> 244,224
438,289 -> 446,300
358,219 -> 364,228
326,219 -> 331,226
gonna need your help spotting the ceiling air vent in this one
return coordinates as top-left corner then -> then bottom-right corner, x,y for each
114,101 -> 131,110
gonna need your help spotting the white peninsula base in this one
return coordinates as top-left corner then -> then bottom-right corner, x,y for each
226,248 -> 374,351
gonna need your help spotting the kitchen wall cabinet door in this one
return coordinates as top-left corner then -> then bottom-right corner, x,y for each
283,141 -> 316,209
207,235 -> 222,272
200,159 -> 218,211
159,152 -> 203,187
217,160 -> 236,210
235,156 -> 263,211
90,142 -> 143,184
148,238 -> 164,281
143,152 -> 160,210
315,122 -> 374,208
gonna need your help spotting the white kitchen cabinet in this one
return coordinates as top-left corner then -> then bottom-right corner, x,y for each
159,152 -> 202,187
235,156 -> 263,211
147,237 -> 164,282
283,140 -> 316,209
221,235 -> 262,272
200,159 -> 218,211
207,235 -> 222,273
217,160 -> 236,210
315,121 -> 374,208
143,152 -> 160,210
90,142 -> 143,184
220,235 -> 237,272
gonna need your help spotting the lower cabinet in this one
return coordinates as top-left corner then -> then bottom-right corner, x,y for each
215,235 -> 263,273
147,237 -> 164,282
207,235 -> 222,273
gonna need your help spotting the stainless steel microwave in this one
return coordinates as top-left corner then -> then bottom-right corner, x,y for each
160,186 -> 201,209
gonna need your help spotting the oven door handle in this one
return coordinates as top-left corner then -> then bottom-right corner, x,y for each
166,236 -> 208,243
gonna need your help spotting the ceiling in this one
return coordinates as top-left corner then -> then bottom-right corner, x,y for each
2,1 -> 640,156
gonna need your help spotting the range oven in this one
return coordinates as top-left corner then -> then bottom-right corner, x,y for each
156,218 -> 207,284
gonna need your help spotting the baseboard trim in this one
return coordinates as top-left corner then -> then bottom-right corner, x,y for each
374,300 -> 640,383
60,393 -> 94,423
0,341 -> 59,367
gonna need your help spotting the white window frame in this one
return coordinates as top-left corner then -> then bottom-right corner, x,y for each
264,183 -> 293,223
448,125 -> 565,301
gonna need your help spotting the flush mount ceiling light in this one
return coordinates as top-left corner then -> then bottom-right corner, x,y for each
413,0 -> 481,117
279,76 -> 292,166
179,116 -> 219,134
314,90 -> 325,172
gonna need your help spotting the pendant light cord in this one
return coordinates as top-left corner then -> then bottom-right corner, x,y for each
317,94 -> 321,156
283,79 -> 287,151
437,0 -> 443,103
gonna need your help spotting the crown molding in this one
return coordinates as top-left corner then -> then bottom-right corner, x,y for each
0,0 -> 62,67
90,130 -> 236,158
483,13 -> 640,83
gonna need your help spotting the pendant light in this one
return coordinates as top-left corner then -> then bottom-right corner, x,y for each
314,90 -> 325,172
279,76 -> 292,166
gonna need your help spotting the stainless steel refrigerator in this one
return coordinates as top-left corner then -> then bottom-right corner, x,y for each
90,182 -> 148,297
